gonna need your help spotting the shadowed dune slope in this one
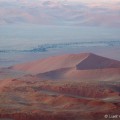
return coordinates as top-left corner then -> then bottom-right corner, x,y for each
76,53 -> 120,70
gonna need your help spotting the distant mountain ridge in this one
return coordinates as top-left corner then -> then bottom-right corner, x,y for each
0,41 -> 120,53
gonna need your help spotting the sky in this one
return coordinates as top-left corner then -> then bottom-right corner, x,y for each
0,0 -> 120,67
68,0 -> 120,3
0,0 -> 120,27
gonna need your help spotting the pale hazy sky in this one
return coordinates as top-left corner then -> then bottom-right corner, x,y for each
67,0 -> 120,2
0,0 -> 120,27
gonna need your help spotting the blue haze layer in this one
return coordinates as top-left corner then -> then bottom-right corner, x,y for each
0,24 -> 120,67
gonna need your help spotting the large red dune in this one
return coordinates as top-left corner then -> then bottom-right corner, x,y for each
11,53 -> 120,81
12,53 -> 120,73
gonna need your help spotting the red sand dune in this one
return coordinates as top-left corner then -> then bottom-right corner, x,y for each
11,53 -> 120,81
11,53 -> 90,74
12,53 -> 120,72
